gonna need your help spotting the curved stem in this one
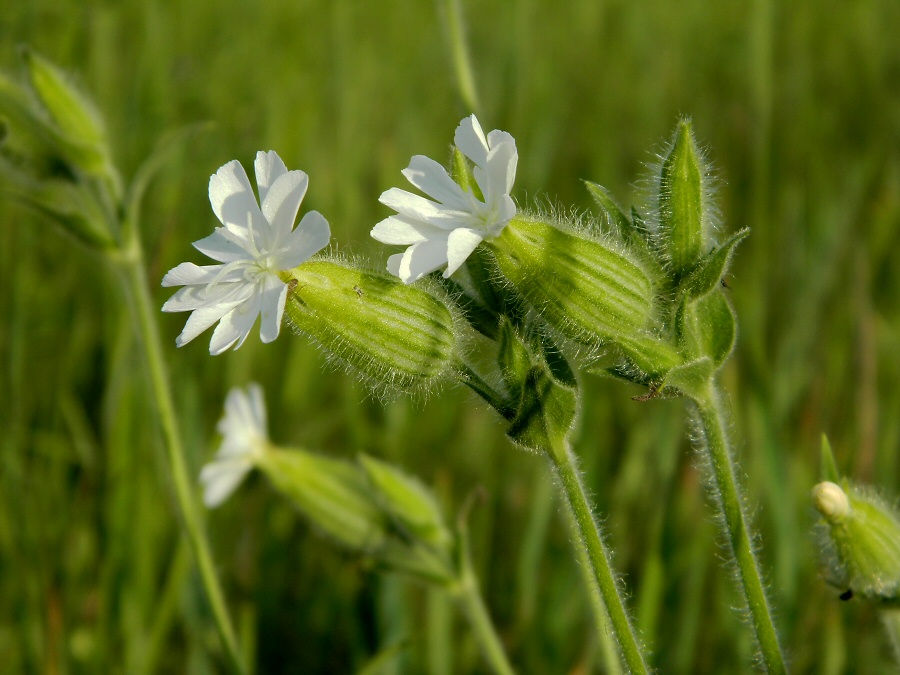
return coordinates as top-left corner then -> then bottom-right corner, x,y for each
454,520 -> 516,675
117,241 -> 245,674
693,384 -> 786,674
548,445 -> 650,675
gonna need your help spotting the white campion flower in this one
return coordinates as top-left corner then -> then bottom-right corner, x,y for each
162,151 -> 330,354
371,115 -> 517,284
200,383 -> 269,508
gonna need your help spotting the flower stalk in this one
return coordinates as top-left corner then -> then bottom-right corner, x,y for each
547,440 -> 650,675
692,384 -> 786,675
116,233 -> 245,673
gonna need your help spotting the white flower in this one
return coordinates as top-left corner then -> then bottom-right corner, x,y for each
371,115 -> 517,284
162,151 -> 330,354
200,383 -> 269,508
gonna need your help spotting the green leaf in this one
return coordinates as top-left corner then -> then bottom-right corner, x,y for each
450,145 -> 482,200
679,229 -> 749,299
506,363 -> 578,457
497,319 -> 532,401
676,290 -> 736,367
658,119 -> 705,276
820,434 -> 841,483
660,357 -> 715,399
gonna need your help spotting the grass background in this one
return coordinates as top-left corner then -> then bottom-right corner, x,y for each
2,0 -> 900,672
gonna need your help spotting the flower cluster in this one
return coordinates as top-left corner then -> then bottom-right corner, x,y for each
162,116 -> 516,354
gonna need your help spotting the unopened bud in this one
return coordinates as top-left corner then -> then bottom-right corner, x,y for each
658,120 -> 707,277
257,448 -> 388,551
814,481 -> 900,602
283,260 -> 458,393
360,454 -> 452,552
813,482 -> 851,522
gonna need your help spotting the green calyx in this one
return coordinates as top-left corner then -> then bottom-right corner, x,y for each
258,448 -> 455,583
489,216 -> 655,346
814,480 -> 900,603
283,260 -> 458,394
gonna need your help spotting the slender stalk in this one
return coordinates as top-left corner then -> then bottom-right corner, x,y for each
693,384 -> 786,674
548,445 -> 650,675
439,0 -> 482,115
116,239 -> 245,674
881,609 -> 900,666
454,521 -> 516,675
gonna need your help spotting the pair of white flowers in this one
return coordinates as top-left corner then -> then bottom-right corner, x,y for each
162,115 -> 518,354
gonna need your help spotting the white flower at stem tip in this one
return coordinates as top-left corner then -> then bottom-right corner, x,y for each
200,383 -> 269,508
371,114 -> 517,284
162,151 -> 330,354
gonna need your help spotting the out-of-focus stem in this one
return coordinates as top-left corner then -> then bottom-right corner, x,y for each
116,234 -> 245,675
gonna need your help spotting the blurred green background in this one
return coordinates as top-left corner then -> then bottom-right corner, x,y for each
2,0 -> 900,672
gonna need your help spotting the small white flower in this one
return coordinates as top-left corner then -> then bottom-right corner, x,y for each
162,151 -> 330,355
371,115 -> 517,284
200,383 -> 269,508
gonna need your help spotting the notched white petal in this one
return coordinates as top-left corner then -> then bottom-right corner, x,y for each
254,150 -> 289,204
444,228 -> 484,278
262,170 -> 309,247
277,210 -> 331,270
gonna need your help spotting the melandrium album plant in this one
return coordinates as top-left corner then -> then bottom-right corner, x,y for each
3,47 -> 814,674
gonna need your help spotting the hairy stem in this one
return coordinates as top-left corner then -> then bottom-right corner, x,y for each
548,444 -> 650,675
117,239 -> 245,674
693,384 -> 786,674
454,522 -> 516,675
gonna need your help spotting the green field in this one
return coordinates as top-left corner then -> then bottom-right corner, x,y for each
2,1 -> 900,672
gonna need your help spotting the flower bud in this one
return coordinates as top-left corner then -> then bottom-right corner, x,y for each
23,50 -> 110,175
283,260 -> 458,393
257,448 -> 388,551
359,454 -> 452,552
657,120 -> 708,277
489,216 -> 655,345
814,481 -> 900,602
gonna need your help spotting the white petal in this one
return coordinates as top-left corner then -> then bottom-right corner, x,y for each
370,215 -> 441,245
162,281 -> 254,313
163,262 -> 237,287
379,188 -> 473,229
208,159 -> 269,250
483,140 -> 518,200
208,293 -> 262,355
219,384 -> 266,445
254,150 -> 288,204
454,115 -> 490,169
200,459 -> 253,508
444,228 -> 484,278
386,253 -> 404,277
395,237 -> 450,284
487,130 -> 515,151
262,170 -> 309,248
245,383 -> 267,433
402,155 -> 469,210
175,303 -> 240,347
258,274 -> 288,344
192,229 -> 253,263
275,210 -> 331,270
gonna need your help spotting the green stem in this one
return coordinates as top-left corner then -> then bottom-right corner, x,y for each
117,240 -> 245,674
548,445 -> 650,675
439,0 -> 482,115
454,523 -> 515,675
881,609 -> 900,666
693,384 -> 786,674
